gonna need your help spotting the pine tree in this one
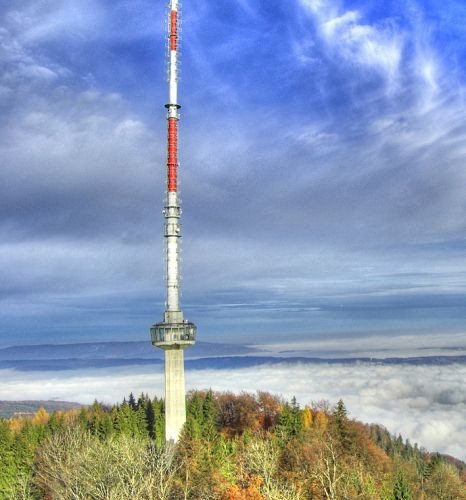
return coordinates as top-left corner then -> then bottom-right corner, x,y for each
276,402 -> 292,440
186,392 -> 204,439
0,420 -> 16,497
290,396 -> 303,436
393,471 -> 412,500
97,414 -> 114,440
146,398 -> 155,439
332,399 -> 353,451
137,393 -> 148,410
47,412 -> 64,433
12,422 -> 39,477
276,397 -> 303,440
153,399 -> 165,447
202,390 -> 218,440
128,393 -> 137,411
135,405 -> 149,437
78,407 -> 89,430
114,402 -> 134,435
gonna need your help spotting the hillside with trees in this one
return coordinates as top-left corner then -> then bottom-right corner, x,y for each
0,391 -> 464,499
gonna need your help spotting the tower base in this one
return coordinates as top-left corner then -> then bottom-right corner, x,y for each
164,348 -> 187,442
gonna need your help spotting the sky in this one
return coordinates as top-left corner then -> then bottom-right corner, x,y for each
1,0 -> 466,348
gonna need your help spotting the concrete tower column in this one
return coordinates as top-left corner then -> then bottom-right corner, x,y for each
164,348 -> 187,442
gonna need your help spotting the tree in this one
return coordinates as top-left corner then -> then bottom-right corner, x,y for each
332,400 -> 353,452
153,398 -> 165,447
32,407 -> 49,426
314,411 -> 329,432
186,392 -> 204,439
202,390 -> 219,440
290,397 -> 303,436
424,462 -> 466,500
47,412 -> 65,433
276,397 -> 303,441
97,414 -> 114,440
146,398 -> 156,438
34,424 -> 180,499
0,420 -> 16,497
311,434 -> 344,500
303,407 -> 313,429
128,392 -> 137,411
243,437 -> 301,499
392,471 -> 412,500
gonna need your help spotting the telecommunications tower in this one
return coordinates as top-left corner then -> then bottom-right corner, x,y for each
150,0 -> 196,443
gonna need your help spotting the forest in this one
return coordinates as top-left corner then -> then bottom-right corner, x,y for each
0,390 -> 464,499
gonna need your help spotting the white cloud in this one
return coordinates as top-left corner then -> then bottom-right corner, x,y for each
300,0 -> 404,82
0,362 -> 465,460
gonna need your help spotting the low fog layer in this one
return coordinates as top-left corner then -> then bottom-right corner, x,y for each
257,331 -> 466,358
1,362 -> 464,461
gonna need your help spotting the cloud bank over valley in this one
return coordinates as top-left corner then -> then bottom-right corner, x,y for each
0,361 -> 464,461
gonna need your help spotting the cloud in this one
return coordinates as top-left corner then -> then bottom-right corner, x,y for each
300,0 -> 404,83
0,0 -> 466,344
0,361 -> 465,460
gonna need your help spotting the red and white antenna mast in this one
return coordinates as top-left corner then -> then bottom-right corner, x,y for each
150,0 -> 196,443
166,0 -> 181,316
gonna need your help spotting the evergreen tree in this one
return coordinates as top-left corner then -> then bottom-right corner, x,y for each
276,402 -> 292,440
276,397 -> 303,440
289,396 -> 303,436
394,434 -> 404,455
77,407 -> 89,430
153,399 -> 165,447
128,393 -> 137,411
12,422 -> 40,477
90,400 -> 103,412
114,402 -> 134,435
137,393 -> 148,410
202,390 -> 218,440
47,412 -> 64,433
135,405 -> 149,438
332,399 -> 353,451
186,392 -> 204,439
146,398 -> 155,439
0,420 -> 16,497
97,414 -> 114,440
393,471 -> 412,500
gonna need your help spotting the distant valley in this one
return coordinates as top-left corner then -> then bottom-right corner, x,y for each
0,341 -> 464,372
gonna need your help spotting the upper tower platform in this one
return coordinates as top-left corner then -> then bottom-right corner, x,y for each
150,320 -> 196,350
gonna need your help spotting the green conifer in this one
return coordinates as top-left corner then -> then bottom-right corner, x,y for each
146,398 -> 155,438
393,471 -> 412,500
332,399 -> 353,451
128,393 -> 137,411
202,390 -> 219,440
0,420 -> 16,497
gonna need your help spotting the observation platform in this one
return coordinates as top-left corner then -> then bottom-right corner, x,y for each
150,320 -> 196,349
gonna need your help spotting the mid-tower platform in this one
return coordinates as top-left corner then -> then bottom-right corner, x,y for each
150,320 -> 196,349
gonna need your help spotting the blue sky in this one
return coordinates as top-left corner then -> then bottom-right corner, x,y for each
1,0 -> 466,347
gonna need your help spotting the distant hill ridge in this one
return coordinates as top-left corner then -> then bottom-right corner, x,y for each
0,400 -> 81,419
0,341 -> 258,361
